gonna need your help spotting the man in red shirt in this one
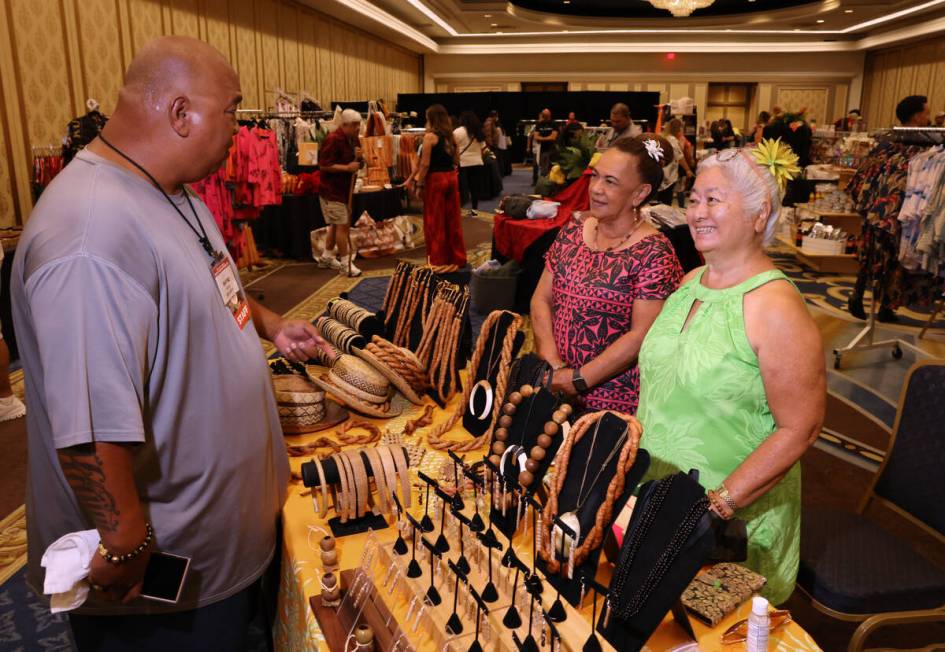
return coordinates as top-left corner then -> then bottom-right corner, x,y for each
316,109 -> 362,276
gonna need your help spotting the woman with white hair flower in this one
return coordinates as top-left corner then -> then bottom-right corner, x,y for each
531,134 -> 683,415
635,140 -> 826,605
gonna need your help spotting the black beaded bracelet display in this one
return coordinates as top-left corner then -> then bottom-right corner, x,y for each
97,522 -> 154,565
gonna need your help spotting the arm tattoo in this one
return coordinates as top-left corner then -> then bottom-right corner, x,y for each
59,445 -> 121,533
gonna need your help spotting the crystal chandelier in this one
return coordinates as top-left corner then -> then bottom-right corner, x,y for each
648,0 -> 715,17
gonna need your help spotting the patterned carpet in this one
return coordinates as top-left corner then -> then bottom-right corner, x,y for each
769,246 -> 943,332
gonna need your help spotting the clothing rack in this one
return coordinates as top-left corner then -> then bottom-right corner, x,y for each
236,109 -> 333,119
872,125 -> 945,145
833,129 -> 944,368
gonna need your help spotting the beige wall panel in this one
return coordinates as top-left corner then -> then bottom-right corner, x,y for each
0,98 -> 15,226
279,2 -> 300,93
203,0 -> 232,62
586,83 -> 606,91
75,0 -> 124,115
330,24 -> 344,101
354,38 -> 366,100
170,0 -> 199,37
834,84 -> 848,120
231,0 -> 260,109
669,83 -> 689,102
777,88 -> 828,125
257,0 -> 281,99
9,0 -> 74,146
298,11 -> 318,100
315,17 -> 332,106
128,0 -> 163,52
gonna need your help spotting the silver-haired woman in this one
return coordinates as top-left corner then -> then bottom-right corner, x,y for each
634,143 -> 826,604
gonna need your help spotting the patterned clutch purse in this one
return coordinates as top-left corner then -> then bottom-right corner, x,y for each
681,563 -> 767,626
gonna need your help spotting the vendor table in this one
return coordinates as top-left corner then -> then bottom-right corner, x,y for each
274,384 -> 822,652
352,187 -> 404,224
252,189 -> 405,260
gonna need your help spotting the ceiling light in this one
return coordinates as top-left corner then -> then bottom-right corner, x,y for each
816,18 -> 825,23
491,23 -> 498,26
484,13 -> 492,18
648,0 -> 716,17
844,8 -> 853,12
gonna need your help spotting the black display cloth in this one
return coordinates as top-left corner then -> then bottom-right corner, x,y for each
251,189 -> 404,260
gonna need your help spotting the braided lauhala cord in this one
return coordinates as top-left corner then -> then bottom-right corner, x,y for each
365,336 -> 429,392
416,284 -> 455,368
435,295 -> 465,401
539,410 -> 642,574
430,289 -> 469,402
382,261 -> 413,329
424,310 -> 523,452
392,272 -> 422,348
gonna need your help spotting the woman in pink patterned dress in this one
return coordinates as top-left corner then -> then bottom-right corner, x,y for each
531,134 -> 683,414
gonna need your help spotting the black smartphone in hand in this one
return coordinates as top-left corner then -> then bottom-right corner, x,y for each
140,552 -> 190,604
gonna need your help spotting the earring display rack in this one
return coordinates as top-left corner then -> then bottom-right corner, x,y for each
365,487 -> 616,652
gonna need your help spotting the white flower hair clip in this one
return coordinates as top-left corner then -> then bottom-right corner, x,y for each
643,139 -> 664,163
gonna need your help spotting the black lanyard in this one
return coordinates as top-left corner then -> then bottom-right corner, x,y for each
98,134 -> 216,258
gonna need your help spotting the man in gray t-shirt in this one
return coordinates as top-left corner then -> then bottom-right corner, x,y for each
12,36 -> 326,648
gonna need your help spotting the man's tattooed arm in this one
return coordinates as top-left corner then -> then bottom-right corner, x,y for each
57,442 -> 145,547
58,444 -> 121,533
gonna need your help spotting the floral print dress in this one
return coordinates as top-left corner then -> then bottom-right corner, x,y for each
545,217 -> 682,414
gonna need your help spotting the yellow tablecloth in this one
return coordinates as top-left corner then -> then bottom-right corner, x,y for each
274,392 -> 822,652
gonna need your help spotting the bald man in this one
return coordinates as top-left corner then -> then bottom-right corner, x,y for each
12,36 -> 323,649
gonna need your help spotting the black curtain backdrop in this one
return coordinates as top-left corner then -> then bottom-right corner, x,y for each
396,91 -> 660,163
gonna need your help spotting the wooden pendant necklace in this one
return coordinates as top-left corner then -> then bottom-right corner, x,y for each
594,212 -> 644,252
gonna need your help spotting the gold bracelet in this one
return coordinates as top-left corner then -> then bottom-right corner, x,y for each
707,490 -> 735,521
346,450 -> 370,519
363,448 -> 390,515
716,483 -> 739,514
333,452 -> 352,522
313,456 -> 330,519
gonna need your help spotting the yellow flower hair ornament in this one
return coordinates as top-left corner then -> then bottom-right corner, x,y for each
750,138 -> 800,191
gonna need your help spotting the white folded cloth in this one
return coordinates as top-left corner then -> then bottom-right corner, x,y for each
41,529 -> 100,613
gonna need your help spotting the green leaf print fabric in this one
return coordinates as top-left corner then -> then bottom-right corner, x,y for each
636,267 -> 800,605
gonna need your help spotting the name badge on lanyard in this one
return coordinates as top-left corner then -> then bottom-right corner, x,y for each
211,252 -> 250,330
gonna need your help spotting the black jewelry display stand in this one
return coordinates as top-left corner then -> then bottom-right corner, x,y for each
331,292 -> 386,340
463,311 -> 525,437
490,387 -> 564,539
536,412 -> 651,606
596,471 -> 715,652
299,446 -> 410,537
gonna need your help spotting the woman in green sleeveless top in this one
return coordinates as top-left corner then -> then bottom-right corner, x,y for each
636,147 -> 826,604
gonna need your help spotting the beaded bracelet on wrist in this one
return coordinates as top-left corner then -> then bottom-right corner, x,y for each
98,522 -> 154,565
